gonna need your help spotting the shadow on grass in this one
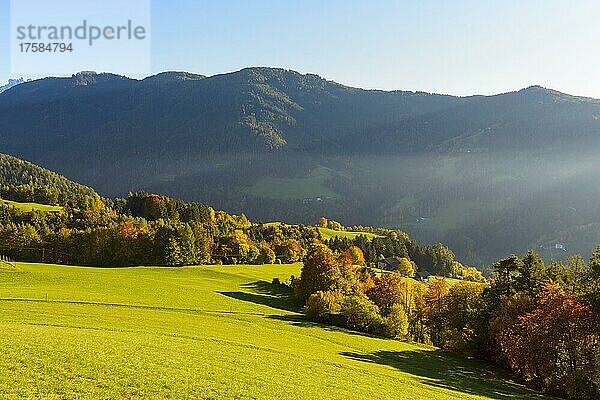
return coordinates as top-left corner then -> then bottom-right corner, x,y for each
268,314 -> 385,340
218,280 -> 301,313
340,349 -> 548,400
220,281 -> 547,399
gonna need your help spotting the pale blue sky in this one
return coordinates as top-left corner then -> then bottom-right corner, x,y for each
1,0 -> 600,97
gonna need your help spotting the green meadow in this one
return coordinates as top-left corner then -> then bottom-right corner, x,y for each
317,227 -> 383,241
0,263 -> 549,399
244,167 -> 338,200
0,199 -> 63,213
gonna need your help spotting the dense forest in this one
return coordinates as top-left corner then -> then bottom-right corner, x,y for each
4,69 -> 600,265
0,153 -> 97,204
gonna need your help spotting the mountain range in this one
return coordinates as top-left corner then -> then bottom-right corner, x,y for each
2,67 -> 600,265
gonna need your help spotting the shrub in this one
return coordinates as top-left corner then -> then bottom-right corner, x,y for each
341,295 -> 381,332
256,241 -> 276,264
305,291 -> 343,322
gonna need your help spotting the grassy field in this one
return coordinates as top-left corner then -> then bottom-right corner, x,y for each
0,199 -> 62,212
244,166 -> 338,200
317,227 -> 383,241
0,263 -> 549,399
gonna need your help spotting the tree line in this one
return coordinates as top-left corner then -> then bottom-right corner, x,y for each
0,191 -> 459,272
293,245 -> 600,399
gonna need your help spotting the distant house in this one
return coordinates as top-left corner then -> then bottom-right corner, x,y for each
303,196 -> 325,204
377,257 -> 400,271
414,270 -> 432,282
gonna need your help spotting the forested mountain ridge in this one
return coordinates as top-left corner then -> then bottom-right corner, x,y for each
0,153 -> 97,204
0,68 -> 464,158
2,68 -> 600,265
349,85 -> 600,154
4,69 -> 598,181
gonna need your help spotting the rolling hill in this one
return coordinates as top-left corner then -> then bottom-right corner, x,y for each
2,68 -> 600,265
0,262 -> 549,399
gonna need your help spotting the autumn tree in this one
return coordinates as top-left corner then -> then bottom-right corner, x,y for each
223,229 -> 258,263
275,239 -> 305,263
500,283 -> 598,399
343,246 -> 365,266
382,303 -> 409,339
396,257 -> 416,277
442,281 -> 485,353
255,241 -> 276,264
367,272 -> 405,315
423,278 -> 450,345
295,244 -> 343,302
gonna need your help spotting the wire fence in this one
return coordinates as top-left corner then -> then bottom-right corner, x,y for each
0,254 -> 16,268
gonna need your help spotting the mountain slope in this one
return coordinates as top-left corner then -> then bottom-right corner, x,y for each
0,153 -> 97,204
0,68 -> 463,157
3,70 -> 600,182
2,68 -> 600,264
349,85 -> 600,153
0,68 -> 466,194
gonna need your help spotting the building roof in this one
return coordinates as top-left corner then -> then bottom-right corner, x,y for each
379,257 -> 400,268
415,270 -> 432,278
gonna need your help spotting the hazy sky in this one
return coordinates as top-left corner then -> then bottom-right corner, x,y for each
1,0 -> 600,97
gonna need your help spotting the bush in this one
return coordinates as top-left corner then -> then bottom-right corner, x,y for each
341,295 -> 381,332
256,241 -> 276,264
305,291 -> 343,322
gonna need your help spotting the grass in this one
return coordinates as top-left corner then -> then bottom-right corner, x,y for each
0,199 -> 62,213
244,166 -> 338,200
261,223 -> 383,243
395,199 -> 482,235
0,263 -> 550,399
318,227 -> 383,241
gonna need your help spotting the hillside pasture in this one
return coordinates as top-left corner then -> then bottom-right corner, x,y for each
0,199 -> 63,213
0,263 -> 548,399
318,227 -> 383,241
244,166 -> 338,200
